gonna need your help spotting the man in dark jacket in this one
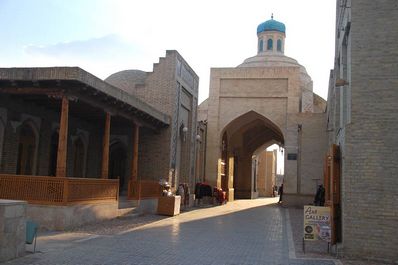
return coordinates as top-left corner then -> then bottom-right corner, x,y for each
278,184 -> 283,203
314,184 -> 325,206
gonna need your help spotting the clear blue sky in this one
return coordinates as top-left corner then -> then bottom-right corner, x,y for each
0,0 -> 336,103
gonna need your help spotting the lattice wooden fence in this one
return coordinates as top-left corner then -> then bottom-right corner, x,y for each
0,174 -> 119,205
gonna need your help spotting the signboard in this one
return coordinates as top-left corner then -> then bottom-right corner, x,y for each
287,153 -> 297,160
303,205 -> 331,242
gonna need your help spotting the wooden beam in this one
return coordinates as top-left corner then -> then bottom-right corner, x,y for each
131,123 -> 140,181
0,87 -> 63,96
101,112 -> 111,179
75,93 -> 159,131
56,96 -> 69,178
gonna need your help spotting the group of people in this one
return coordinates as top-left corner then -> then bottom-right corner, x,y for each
163,180 -> 324,207
278,184 -> 283,203
271,184 -> 284,203
274,183 -> 325,206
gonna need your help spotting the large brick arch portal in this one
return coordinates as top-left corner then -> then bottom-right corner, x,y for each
219,111 -> 284,199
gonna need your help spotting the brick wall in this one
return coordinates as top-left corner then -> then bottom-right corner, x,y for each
297,113 -> 328,195
332,0 -> 398,261
137,51 -> 199,187
137,53 -> 177,181
138,127 -> 171,181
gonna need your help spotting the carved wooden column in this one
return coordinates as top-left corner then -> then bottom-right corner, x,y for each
131,123 -> 140,181
101,112 -> 111,179
56,96 -> 69,178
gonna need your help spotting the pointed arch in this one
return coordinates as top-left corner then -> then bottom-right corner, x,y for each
221,111 -> 284,147
267,38 -> 273,50
220,111 -> 284,199
277,39 -> 282,51
71,132 -> 88,178
259,39 -> 264,52
16,120 -> 39,175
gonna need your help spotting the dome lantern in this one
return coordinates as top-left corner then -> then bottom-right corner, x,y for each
257,15 -> 286,34
256,15 -> 286,54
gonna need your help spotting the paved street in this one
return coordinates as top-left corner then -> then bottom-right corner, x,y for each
3,198 -> 340,265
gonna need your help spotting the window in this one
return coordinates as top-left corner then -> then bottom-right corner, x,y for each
267,39 -> 273,50
259,40 -> 263,52
277,39 -> 282,51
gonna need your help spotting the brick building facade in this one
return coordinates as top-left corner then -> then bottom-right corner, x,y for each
327,0 -> 398,262
0,50 -> 199,228
198,17 -> 327,204
0,67 -> 170,191
106,50 -> 199,191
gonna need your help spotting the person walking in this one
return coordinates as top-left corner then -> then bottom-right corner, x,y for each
278,184 -> 283,203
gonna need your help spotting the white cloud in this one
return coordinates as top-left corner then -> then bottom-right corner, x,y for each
2,0 -> 336,103
22,34 -> 152,79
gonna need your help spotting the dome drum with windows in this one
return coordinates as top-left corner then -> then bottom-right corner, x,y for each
256,15 -> 286,54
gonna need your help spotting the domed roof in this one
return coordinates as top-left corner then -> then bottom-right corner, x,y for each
105,70 -> 147,94
238,54 -> 299,68
237,53 -> 311,83
257,17 -> 286,34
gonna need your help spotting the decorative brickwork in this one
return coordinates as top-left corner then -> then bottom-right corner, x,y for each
105,51 -> 199,189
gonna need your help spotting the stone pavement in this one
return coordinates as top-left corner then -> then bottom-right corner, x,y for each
3,198 -> 342,265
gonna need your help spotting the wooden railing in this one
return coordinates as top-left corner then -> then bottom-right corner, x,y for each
127,180 -> 162,200
68,178 -> 119,203
0,174 -> 119,205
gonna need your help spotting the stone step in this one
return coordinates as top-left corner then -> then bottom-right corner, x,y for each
117,207 -> 138,217
118,199 -> 138,209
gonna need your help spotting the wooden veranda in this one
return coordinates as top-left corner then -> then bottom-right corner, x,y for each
0,67 -> 170,205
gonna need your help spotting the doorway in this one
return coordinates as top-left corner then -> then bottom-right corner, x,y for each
109,141 -> 127,193
16,123 -> 37,175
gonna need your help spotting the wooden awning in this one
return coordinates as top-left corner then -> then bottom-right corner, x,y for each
0,67 -> 170,130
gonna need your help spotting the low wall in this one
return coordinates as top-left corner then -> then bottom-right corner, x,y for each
135,198 -> 158,214
0,200 -> 26,262
27,202 -> 118,231
283,193 -> 314,207
235,190 -> 260,199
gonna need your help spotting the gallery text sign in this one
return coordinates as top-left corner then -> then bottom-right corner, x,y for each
303,205 -> 331,242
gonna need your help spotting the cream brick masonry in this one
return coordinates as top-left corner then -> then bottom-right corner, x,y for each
327,0 -> 398,262
199,17 -> 327,205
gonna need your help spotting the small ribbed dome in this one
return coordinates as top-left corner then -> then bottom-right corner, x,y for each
105,70 -> 147,94
257,18 -> 286,34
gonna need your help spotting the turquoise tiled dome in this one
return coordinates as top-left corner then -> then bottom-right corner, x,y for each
257,18 -> 286,34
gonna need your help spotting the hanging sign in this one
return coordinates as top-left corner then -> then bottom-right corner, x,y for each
303,205 -> 331,242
